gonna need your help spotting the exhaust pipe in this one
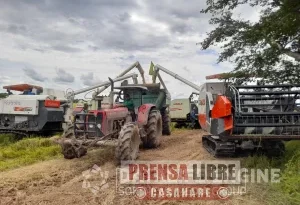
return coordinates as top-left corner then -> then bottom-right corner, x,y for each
108,77 -> 114,109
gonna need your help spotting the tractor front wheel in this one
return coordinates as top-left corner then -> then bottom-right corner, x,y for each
143,110 -> 162,148
162,110 -> 171,135
60,124 -> 87,159
115,123 -> 141,164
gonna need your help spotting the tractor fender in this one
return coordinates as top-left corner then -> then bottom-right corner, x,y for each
137,104 -> 156,126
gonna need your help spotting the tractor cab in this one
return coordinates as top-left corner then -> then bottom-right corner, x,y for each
116,82 -> 169,110
115,85 -> 148,107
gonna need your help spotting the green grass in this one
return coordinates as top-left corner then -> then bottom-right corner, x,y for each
0,134 -> 19,146
0,134 -> 61,171
170,122 -> 177,132
277,141 -> 300,205
241,140 -> 300,205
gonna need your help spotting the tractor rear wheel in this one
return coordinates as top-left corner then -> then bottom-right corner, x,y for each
143,110 -> 162,148
61,124 -> 87,159
115,123 -> 141,164
162,110 -> 171,135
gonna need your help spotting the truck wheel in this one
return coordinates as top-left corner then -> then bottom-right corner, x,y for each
162,111 -> 171,135
115,123 -> 141,164
143,110 -> 162,148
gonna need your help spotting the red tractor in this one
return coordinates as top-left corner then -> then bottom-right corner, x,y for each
61,77 -> 170,163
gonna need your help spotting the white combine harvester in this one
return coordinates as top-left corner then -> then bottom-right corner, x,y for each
0,84 -> 66,136
170,92 -> 199,128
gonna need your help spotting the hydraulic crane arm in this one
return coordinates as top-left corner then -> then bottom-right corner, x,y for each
66,73 -> 138,101
153,64 -> 202,92
116,61 -> 146,83
95,61 -> 146,95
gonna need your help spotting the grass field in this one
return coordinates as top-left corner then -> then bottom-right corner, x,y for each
0,134 -> 61,171
241,140 -> 300,205
0,131 -> 299,204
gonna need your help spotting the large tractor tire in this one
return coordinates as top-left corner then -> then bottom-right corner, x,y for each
162,110 -> 171,135
60,124 -> 87,159
115,123 -> 141,164
143,110 -> 162,148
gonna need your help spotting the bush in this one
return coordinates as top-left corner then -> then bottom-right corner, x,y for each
278,142 -> 300,204
242,140 -> 300,205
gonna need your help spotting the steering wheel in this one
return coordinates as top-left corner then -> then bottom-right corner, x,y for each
118,90 -> 124,100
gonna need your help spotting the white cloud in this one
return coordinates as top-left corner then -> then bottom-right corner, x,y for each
0,0 -> 260,97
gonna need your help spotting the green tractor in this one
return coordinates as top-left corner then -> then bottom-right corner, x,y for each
117,80 -> 171,135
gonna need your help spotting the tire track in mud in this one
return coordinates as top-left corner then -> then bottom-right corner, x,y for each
0,130 -> 262,205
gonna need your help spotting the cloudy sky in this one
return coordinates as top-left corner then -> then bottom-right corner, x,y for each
0,0 -> 259,98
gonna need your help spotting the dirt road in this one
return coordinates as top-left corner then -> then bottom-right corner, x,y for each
0,130 -> 265,205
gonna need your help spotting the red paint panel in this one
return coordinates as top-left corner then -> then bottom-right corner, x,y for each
198,114 -> 206,129
170,108 -> 183,111
104,107 -> 128,114
211,95 -> 231,119
45,100 -> 60,108
137,104 -> 156,125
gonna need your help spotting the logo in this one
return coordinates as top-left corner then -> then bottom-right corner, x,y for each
199,99 -> 205,106
135,187 -> 147,199
14,107 -> 32,111
4,100 -> 21,106
120,161 -> 241,185
216,187 -> 230,199
170,108 -> 183,111
116,160 -> 280,201
45,100 -> 60,108
82,164 -> 109,195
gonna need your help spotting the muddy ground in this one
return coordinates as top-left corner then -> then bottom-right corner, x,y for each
0,130 -> 266,205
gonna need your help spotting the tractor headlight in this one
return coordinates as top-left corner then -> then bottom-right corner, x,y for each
97,124 -> 101,129
89,124 -> 94,128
